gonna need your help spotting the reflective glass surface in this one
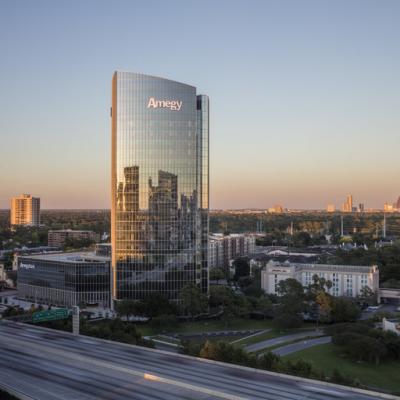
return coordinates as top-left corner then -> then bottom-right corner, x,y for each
17,257 -> 110,307
112,72 -> 209,300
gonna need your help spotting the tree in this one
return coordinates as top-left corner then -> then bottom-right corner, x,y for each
274,278 -> 305,329
358,285 -> 377,306
142,293 -> 177,317
331,368 -> 353,385
199,340 -> 217,359
277,278 -> 305,300
209,268 -> 225,283
233,258 -> 250,281
331,297 -> 361,323
254,296 -> 273,319
209,286 -> 235,309
306,275 -> 332,301
114,300 -> 139,321
238,275 -> 253,288
259,351 -> 281,370
292,231 -> 312,247
180,284 -> 207,318
343,335 -> 387,365
285,359 -> 313,378
63,237 -> 95,250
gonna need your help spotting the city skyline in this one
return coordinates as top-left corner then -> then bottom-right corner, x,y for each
1,1 -> 400,209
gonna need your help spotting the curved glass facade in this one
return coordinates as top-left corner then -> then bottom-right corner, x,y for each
111,72 -> 209,300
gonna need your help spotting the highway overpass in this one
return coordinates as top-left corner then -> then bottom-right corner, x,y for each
0,321 -> 397,400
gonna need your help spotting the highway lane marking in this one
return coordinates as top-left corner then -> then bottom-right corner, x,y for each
1,335 -> 248,400
0,331 -> 301,400
2,324 -> 396,400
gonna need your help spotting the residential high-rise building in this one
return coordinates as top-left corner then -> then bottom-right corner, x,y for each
48,229 -> 100,248
10,194 -> 40,226
209,234 -> 256,269
341,194 -> 353,212
384,202 -> 395,212
111,72 -> 209,301
268,204 -> 284,213
326,204 -> 335,212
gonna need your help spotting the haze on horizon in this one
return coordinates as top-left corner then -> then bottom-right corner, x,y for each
0,0 -> 399,210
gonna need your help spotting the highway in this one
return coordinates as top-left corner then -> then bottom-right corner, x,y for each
244,330 -> 323,353
0,321 -> 395,400
272,337 -> 332,357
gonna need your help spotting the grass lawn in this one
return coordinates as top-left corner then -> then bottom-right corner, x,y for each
185,334 -> 247,345
284,343 -> 400,395
137,318 -> 275,337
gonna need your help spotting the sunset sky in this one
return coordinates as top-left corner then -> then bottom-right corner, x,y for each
1,0 -> 399,209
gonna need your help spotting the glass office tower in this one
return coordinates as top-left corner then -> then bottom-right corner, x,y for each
111,72 -> 209,301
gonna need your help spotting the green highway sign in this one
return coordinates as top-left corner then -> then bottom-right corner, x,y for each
32,308 -> 69,323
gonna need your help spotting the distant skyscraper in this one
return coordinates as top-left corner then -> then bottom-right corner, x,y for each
326,204 -> 335,212
341,195 -> 353,213
10,194 -> 40,226
269,204 -> 284,213
396,197 -> 400,210
111,72 -> 209,301
384,202 -> 394,212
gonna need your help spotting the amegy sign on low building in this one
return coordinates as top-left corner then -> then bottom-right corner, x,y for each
19,263 -> 35,270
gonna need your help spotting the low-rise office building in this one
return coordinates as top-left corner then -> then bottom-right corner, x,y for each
261,260 -> 379,297
48,230 -> 100,248
17,252 -> 111,308
209,234 -> 256,269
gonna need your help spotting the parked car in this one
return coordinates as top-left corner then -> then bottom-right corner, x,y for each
367,306 -> 380,312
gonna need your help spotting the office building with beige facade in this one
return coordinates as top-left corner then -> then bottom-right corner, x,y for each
261,260 -> 379,298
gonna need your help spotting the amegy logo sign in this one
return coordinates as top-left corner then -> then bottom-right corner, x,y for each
147,97 -> 183,111
19,263 -> 35,270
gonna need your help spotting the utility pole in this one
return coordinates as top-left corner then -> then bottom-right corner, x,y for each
72,306 -> 80,336
383,213 -> 387,239
340,215 -> 344,237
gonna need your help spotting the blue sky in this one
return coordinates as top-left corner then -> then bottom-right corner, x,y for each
0,0 -> 399,209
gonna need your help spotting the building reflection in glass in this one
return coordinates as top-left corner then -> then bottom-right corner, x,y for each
111,72 -> 209,301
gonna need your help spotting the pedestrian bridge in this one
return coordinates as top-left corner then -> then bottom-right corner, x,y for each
378,288 -> 400,303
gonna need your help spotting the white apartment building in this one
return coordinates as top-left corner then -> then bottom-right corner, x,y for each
261,260 -> 379,298
209,234 -> 256,269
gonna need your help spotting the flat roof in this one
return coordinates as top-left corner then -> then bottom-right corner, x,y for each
19,251 -> 110,263
267,261 -> 377,273
48,229 -> 96,233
